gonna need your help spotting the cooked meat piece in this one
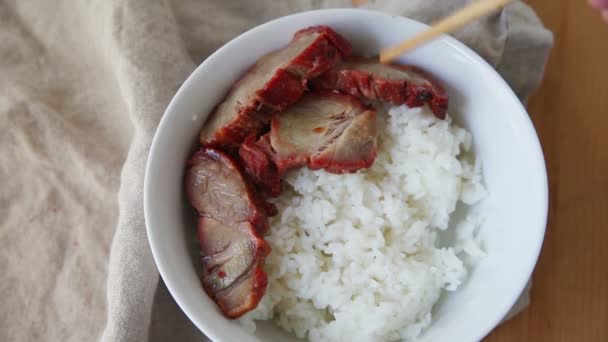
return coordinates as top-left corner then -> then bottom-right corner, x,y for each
311,57 -> 449,119
239,134 -> 281,197
186,148 -> 273,233
197,217 -> 270,318
239,91 -> 377,194
271,91 -> 377,173
185,148 -> 272,318
200,26 -> 352,148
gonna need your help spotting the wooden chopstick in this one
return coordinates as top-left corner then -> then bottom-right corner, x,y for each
379,0 -> 516,64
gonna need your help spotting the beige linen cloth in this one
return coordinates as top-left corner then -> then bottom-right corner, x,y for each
0,1 -> 552,341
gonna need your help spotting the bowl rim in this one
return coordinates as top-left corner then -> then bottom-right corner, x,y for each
144,8 -> 548,342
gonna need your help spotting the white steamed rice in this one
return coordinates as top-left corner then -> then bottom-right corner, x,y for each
240,104 -> 486,342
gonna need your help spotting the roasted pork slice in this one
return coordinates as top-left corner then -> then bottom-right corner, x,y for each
197,217 -> 270,318
200,26 -> 352,148
311,57 -> 449,119
239,134 -> 281,197
239,91 -> 377,194
185,147 -> 272,318
186,148 -> 272,233
270,91 -> 378,173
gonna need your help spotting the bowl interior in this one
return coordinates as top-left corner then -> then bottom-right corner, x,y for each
145,9 -> 547,342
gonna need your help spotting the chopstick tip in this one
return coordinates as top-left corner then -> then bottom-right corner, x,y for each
379,52 -> 391,64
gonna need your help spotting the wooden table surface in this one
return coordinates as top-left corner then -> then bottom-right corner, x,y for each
486,1 -> 608,341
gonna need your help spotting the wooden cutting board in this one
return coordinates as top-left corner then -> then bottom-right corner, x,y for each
486,0 -> 608,341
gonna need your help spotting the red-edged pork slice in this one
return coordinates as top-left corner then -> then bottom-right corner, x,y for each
197,217 -> 270,318
239,91 -> 377,194
200,26 -> 352,148
186,148 -> 272,233
239,134 -> 281,197
311,57 -> 448,119
270,91 -> 377,174
185,148 -> 272,318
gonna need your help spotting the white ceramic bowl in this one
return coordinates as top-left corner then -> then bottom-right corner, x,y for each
145,9 -> 548,342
